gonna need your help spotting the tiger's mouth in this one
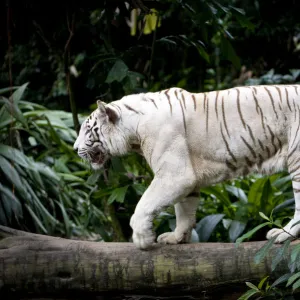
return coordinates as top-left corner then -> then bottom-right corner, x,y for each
78,147 -> 109,170
89,151 -> 108,169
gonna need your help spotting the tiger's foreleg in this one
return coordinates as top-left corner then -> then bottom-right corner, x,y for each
157,192 -> 199,245
267,149 -> 300,242
130,175 -> 196,250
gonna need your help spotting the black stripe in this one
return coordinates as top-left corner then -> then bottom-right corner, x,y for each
252,89 -> 260,114
241,136 -> 257,158
285,87 -> 292,112
264,87 -> 278,119
165,90 -> 172,115
258,139 -> 265,151
245,157 -> 253,167
148,98 -> 158,109
289,160 -> 300,175
247,125 -> 256,145
221,96 -> 230,136
226,160 -> 237,171
275,86 -> 283,103
267,125 -> 277,153
265,146 -> 271,158
124,104 -> 141,114
205,93 -> 209,133
258,154 -> 264,165
192,94 -> 197,111
178,96 -> 187,134
236,89 -> 246,129
277,137 -> 282,149
220,125 -> 237,163
257,106 -> 267,136
290,110 -> 300,149
181,91 -> 187,110
289,156 -> 300,170
215,91 -> 219,119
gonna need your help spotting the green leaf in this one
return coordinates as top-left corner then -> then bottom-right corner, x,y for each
56,200 -> 71,238
196,214 -> 225,242
245,282 -> 259,291
259,212 -> 270,221
196,45 -> 210,63
271,273 -> 292,288
237,288 -> 259,300
25,204 -> 48,234
132,183 -> 147,196
87,171 -> 102,185
247,177 -> 272,213
0,183 -> 23,218
201,186 -> 231,207
286,272 -> 300,287
0,185 -> 23,222
3,97 -> 27,126
0,86 -> 19,95
234,13 -> 255,32
105,60 -> 129,83
0,144 -> 29,168
271,240 -> 291,271
229,220 -> 247,242
254,236 -> 276,264
292,278 -> 300,291
9,82 -> 29,104
291,244 -> 300,263
0,156 -> 26,195
226,185 -> 248,203
258,276 -> 269,290
107,186 -> 129,205
220,35 -> 241,69
235,222 -> 271,246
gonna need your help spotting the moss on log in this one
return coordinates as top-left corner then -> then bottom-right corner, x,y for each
0,225 -> 296,297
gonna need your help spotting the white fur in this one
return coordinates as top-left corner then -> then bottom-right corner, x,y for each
74,85 -> 300,249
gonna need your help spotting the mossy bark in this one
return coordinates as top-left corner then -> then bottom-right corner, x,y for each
0,225 -> 295,297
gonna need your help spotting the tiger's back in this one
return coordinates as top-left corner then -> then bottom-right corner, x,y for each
137,85 -> 300,185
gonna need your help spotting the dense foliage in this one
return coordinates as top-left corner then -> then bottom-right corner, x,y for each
1,0 -> 300,298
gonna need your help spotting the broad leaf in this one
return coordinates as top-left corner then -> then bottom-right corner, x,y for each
229,220 -> 247,242
237,289 -> 259,300
271,273 -> 292,288
254,236 -> 276,264
235,222 -> 271,246
107,186 -> 129,204
196,214 -> 225,242
106,60 -> 129,83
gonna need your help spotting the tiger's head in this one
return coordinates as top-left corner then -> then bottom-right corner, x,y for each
74,100 -> 119,170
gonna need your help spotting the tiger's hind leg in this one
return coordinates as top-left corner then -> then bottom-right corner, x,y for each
157,192 -> 199,245
267,150 -> 300,242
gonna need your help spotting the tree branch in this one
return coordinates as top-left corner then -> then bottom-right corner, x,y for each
0,225 -> 297,298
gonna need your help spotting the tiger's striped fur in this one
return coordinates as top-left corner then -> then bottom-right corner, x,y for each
74,84 -> 300,249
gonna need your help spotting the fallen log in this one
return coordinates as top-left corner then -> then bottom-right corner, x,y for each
0,225 -> 296,298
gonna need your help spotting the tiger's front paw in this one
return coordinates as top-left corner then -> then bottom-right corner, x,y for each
266,217 -> 300,243
157,230 -> 192,245
130,214 -> 156,250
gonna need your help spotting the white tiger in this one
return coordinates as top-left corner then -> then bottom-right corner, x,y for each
74,85 -> 300,250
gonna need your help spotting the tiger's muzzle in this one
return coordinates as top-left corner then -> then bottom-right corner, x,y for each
77,145 -> 109,170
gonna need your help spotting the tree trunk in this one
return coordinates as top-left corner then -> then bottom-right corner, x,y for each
0,225 -> 295,298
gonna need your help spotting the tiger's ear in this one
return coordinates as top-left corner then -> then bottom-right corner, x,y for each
97,100 -> 119,124
97,100 -> 106,115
